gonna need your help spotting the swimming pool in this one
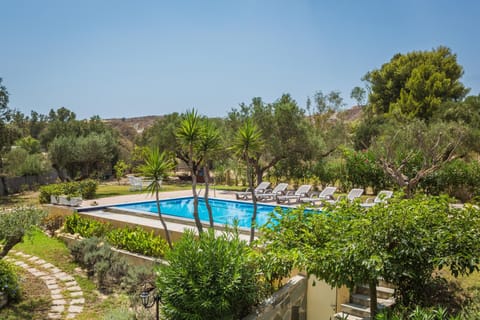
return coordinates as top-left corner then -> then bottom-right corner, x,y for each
113,197 -> 283,228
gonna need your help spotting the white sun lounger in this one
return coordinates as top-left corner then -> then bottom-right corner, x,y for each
256,183 -> 289,202
235,181 -> 271,200
277,185 -> 312,204
360,190 -> 393,208
300,186 -> 337,205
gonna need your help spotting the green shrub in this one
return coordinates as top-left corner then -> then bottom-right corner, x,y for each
0,260 -> 20,301
64,213 -> 111,238
78,179 -> 98,199
38,180 -> 98,204
106,227 -> 168,258
0,207 -> 47,258
64,214 -> 167,258
157,229 -> 261,319
421,159 -> 480,202
70,237 -> 127,293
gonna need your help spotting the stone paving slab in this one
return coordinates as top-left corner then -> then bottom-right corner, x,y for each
6,251 -> 85,319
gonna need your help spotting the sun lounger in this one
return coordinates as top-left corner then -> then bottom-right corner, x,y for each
300,186 -> 337,205
360,190 -> 393,208
256,183 -> 289,202
277,185 -> 312,204
128,176 -> 143,191
235,181 -> 271,200
324,188 -> 364,205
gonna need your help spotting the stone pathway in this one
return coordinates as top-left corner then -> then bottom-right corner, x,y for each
4,250 -> 84,319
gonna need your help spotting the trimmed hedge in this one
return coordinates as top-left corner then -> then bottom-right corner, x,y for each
64,213 -> 168,258
39,179 -> 98,203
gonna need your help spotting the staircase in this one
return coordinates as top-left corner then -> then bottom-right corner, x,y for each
333,280 -> 396,320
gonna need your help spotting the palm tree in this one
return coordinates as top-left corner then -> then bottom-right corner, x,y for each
198,120 -> 221,228
176,109 -> 203,234
231,119 -> 264,244
139,147 -> 175,248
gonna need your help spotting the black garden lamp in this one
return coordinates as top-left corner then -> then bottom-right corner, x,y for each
139,282 -> 161,320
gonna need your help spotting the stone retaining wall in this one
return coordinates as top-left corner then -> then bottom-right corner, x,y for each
244,275 -> 307,320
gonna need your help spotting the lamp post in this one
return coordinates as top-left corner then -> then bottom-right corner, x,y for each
139,282 -> 161,320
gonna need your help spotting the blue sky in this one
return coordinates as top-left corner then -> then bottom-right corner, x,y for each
2,0 -> 479,119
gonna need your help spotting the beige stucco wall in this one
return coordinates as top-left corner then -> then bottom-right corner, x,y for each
306,275 -> 338,320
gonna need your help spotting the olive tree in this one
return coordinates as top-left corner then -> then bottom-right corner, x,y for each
0,207 -> 47,258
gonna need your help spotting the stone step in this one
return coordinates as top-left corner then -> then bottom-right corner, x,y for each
351,293 -> 395,308
378,279 -> 396,290
332,312 -> 368,320
340,302 -> 371,318
356,285 -> 395,300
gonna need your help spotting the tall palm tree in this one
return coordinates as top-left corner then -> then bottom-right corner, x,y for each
139,147 -> 175,248
198,120 -> 221,228
176,109 -> 203,234
231,119 -> 264,244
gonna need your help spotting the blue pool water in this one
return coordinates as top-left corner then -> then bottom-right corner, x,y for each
113,197 -> 282,228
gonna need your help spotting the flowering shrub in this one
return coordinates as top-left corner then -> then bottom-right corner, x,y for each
0,260 -> 20,301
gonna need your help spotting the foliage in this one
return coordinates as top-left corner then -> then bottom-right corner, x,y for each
176,109 -> 204,234
365,46 -> 468,120
113,160 -> 129,183
0,260 -> 20,301
343,148 -> 390,192
370,119 -> 465,197
351,86 -> 367,106
70,236 -> 128,293
231,118 -> 264,244
138,147 -> 175,247
48,131 -> 117,180
157,229 -> 261,319
64,213 -> 111,238
4,147 -> 50,176
65,213 -> 168,258
313,90 -> 346,113
421,159 -> 480,202
0,207 -> 47,258
38,179 -> 98,203
15,136 -> 41,154
259,196 -> 480,315
106,226 -> 168,258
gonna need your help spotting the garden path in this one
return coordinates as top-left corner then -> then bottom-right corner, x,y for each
5,250 -> 84,319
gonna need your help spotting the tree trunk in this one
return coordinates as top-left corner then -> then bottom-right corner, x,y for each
369,279 -> 378,319
255,164 -> 264,185
0,176 -> 8,196
248,163 -> 257,244
204,164 -> 214,228
0,236 -> 22,259
155,188 -> 172,249
190,147 -> 203,234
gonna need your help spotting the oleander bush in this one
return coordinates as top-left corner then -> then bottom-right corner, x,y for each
38,179 -> 98,203
0,260 -> 20,302
157,228 -> 262,319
